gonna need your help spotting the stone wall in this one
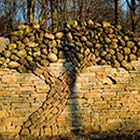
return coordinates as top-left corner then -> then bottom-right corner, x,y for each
0,59 -> 140,139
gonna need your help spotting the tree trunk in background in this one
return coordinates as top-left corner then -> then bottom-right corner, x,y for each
131,0 -> 137,32
0,0 -> 140,35
114,0 -> 121,26
126,0 -> 137,32
27,0 -> 35,23
39,0 -> 49,26
50,0 -> 57,31
72,0 -> 77,18
63,0 -> 69,21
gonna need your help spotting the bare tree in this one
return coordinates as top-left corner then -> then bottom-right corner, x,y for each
38,0 -> 49,26
0,0 -> 20,35
114,0 -> 121,26
27,0 -> 35,22
126,0 -> 137,32
1,0 -> 140,35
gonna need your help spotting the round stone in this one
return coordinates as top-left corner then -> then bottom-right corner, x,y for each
8,61 -> 20,68
40,59 -> 49,66
8,43 -> 17,50
47,53 -> 58,62
129,54 -> 137,61
55,32 -> 64,39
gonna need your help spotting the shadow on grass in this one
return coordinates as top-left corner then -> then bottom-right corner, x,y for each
1,129 -> 139,140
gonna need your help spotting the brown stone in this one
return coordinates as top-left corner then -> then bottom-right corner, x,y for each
8,61 -> 20,68
55,32 -> 64,39
21,128 -> 30,136
47,53 -> 58,62
45,32 -> 55,40
2,75 -> 17,83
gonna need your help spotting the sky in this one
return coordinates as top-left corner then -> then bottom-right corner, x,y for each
121,0 -> 129,11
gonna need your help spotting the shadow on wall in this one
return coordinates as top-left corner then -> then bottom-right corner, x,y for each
63,49 -> 140,139
63,48 -> 82,134
68,68 -> 82,134
62,31 -> 140,139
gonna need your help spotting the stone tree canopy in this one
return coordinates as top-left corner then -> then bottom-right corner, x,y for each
0,19 -> 140,72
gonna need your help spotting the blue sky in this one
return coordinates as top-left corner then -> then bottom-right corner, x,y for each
121,0 -> 129,11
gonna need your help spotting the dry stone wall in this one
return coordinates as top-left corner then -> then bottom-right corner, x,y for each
0,60 -> 140,139
0,19 -> 140,139
1,20 -> 140,72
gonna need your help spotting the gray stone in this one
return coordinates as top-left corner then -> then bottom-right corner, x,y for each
0,37 -> 10,49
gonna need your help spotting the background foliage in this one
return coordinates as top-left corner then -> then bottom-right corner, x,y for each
0,0 -> 140,35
